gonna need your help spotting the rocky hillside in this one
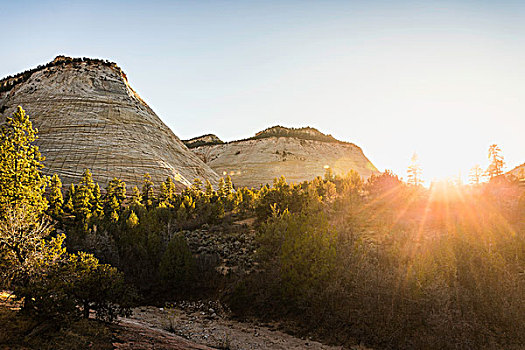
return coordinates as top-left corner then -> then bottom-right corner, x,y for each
251,125 -> 341,143
190,126 -> 378,188
507,163 -> 525,179
183,134 -> 224,149
0,56 -> 220,189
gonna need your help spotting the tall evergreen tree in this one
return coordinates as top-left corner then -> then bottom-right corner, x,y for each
79,169 -> 95,192
63,184 -> 75,214
217,178 -> 226,198
407,153 -> 423,187
165,177 -> 176,199
141,173 -> 155,209
190,178 -> 203,196
105,178 -> 126,206
159,177 -> 176,207
47,174 -> 64,219
158,182 -> 170,208
486,144 -> 505,180
91,183 -> 103,216
224,176 -> 234,195
469,165 -> 484,185
204,180 -> 214,197
73,169 -> 96,221
125,210 -> 139,228
104,178 -> 126,220
104,196 -> 120,223
129,186 -> 143,209
0,106 -> 47,217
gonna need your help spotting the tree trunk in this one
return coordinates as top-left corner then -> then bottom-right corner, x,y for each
83,302 -> 90,318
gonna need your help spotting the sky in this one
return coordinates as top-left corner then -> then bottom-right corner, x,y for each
2,0 -> 524,183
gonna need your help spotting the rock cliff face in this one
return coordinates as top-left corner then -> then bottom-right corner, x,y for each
190,126 -> 378,188
0,56 -> 220,189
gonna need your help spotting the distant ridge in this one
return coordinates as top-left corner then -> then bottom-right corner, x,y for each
250,125 -> 346,144
187,125 -> 378,188
186,125 -> 357,148
183,134 -> 224,149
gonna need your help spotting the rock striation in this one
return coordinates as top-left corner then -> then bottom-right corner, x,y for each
0,56 -> 220,189
190,126 -> 379,188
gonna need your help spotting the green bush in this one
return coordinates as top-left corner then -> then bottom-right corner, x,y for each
159,234 -> 195,293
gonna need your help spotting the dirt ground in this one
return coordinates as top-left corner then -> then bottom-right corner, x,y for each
124,304 -> 370,350
1,291 -> 370,349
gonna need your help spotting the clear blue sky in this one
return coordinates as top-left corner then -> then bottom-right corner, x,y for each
2,0 -> 524,181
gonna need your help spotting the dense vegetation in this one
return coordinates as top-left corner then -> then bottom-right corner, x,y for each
1,107 -> 524,349
250,125 -> 345,143
0,107 -> 133,326
183,134 -> 224,148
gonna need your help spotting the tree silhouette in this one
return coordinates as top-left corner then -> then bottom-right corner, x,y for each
47,174 -> 64,219
141,173 -> 155,209
469,164 -> 484,185
407,153 -> 423,186
486,144 -> 505,180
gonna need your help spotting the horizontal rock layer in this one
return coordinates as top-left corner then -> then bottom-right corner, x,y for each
192,136 -> 378,188
0,57 -> 220,190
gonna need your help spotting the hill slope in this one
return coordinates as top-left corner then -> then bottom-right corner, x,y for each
0,56 -> 219,189
507,163 -> 525,179
190,126 -> 378,188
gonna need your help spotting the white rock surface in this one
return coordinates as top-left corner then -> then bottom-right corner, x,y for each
0,56 -> 220,189
192,136 -> 378,188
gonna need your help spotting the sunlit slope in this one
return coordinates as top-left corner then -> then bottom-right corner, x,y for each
188,126 -> 378,188
0,56 -> 220,189
507,163 -> 525,180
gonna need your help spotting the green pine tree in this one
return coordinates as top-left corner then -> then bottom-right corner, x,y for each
157,177 -> 176,208
47,174 -> 64,219
159,234 -> 195,290
0,106 -> 48,217
165,177 -> 176,200
104,196 -> 120,223
204,180 -> 214,197
105,178 -> 126,206
217,178 -> 226,198
91,183 -> 103,216
141,173 -> 155,209
63,184 -> 75,214
158,182 -> 170,207
73,169 -> 96,222
130,186 -> 143,208
126,210 -> 139,228
190,178 -> 203,198
224,176 -> 234,195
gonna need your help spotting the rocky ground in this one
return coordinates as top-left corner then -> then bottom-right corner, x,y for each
2,283 -> 372,350
123,302 -> 371,350
112,318 -> 214,350
181,221 -> 259,275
